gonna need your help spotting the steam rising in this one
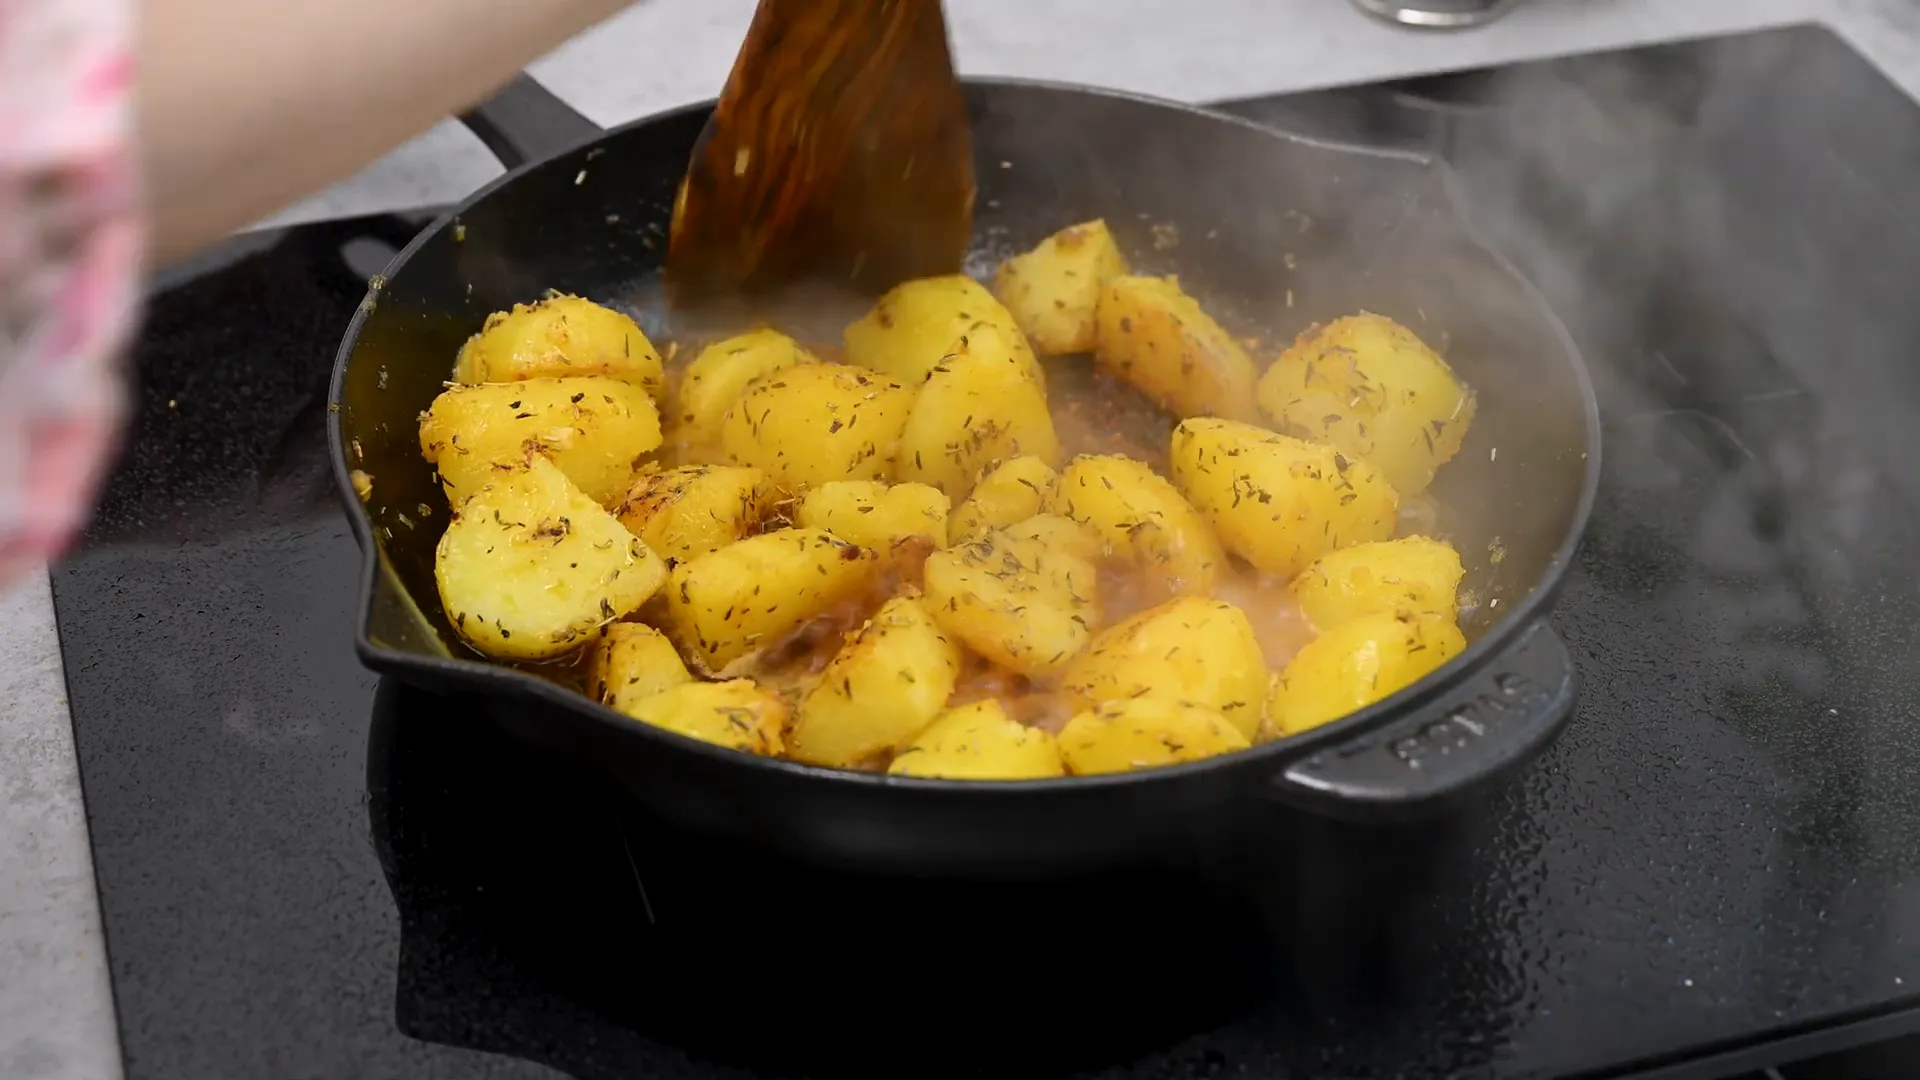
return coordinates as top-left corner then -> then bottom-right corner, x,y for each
1427,34 -> 1913,703
623,34 -> 1908,679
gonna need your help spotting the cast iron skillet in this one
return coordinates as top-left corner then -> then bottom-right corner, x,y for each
328,72 -> 1601,877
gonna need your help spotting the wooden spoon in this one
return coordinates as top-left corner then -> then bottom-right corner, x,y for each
665,0 -> 975,307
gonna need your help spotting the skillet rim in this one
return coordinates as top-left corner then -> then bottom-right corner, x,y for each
326,75 -> 1603,796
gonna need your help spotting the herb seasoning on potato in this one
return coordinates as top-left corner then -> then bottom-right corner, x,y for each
718,361 -> 915,490
673,328 -> 816,454
420,375 -> 663,507
992,218 -> 1128,356
453,293 -> 666,397
415,243 -> 1485,777
1257,312 -> 1476,496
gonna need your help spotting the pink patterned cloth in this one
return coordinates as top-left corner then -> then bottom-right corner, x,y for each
0,0 -> 141,586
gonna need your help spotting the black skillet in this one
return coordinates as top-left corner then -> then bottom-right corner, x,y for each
328,72 -> 1600,878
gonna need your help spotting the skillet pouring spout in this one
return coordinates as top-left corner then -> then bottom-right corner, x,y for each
332,72 -> 1600,877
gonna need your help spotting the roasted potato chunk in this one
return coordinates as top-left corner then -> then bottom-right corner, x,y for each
795,480 -> 950,553
950,456 -> 1057,545
1256,312 -> 1476,495
420,376 -> 662,508
623,679 -> 789,755
666,528 -> 879,672
718,362 -> 914,490
1292,535 -> 1463,631
435,455 -> 668,661
1061,597 -> 1268,739
1170,418 -> 1397,580
922,519 -> 1101,676
888,700 -> 1066,780
1094,274 -> 1260,423
1267,611 -> 1465,737
588,623 -> 694,714
992,219 -> 1129,356
789,595 -> 964,768
894,322 -> 1060,500
844,274 -> 1041,386
615,464 -> 774,567
997,512 -> 1107,563
1046,454 -> 1223,598
1058,698 -> 1251,776
673,329 -> 814,452
453,293 -> 665,397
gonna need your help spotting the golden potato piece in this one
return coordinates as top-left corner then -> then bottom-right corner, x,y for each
623,679 -> 789,756
997,512 -> 1107,563
992,219 -> 1129,356
1046,454 -> 1224,597
795,480 -> 950,553
718,362 -> 914,490
894,322 -> 1060,500
666,527 -> 879,672
588,623 -> 694,714
1093,274 -> 1260,423
1257,312 -> 1476,495
1058,698 -> 1251,776
789,595 -> 964,768
453,293 -> 665,397
1267,611 -> 1466,737
950,456 -> 1057,545
922,522 -> 1101,677
673,329 -> 815,451
1292,535 -> 1463,631
1061,597 -> 1268,739
435,455 -> 667,661
888,700 -> 1066,780
1169,418 -> 1397,580
615,464 -> 774,567
844,274 -> 1041,386
420,376 -> 662,507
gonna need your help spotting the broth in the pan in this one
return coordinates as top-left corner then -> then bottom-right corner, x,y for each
400,217 -> 1481,780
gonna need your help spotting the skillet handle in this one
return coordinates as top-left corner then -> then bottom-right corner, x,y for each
459,73 -> 607,170
1267,620 -> 1576,822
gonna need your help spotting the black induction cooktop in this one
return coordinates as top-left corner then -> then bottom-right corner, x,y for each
50,23 -> 1920,1080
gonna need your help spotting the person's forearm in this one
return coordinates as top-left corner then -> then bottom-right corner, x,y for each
137,0 -> 635,265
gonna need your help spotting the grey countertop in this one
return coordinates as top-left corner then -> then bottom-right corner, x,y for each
2,1 -> 1914,1077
